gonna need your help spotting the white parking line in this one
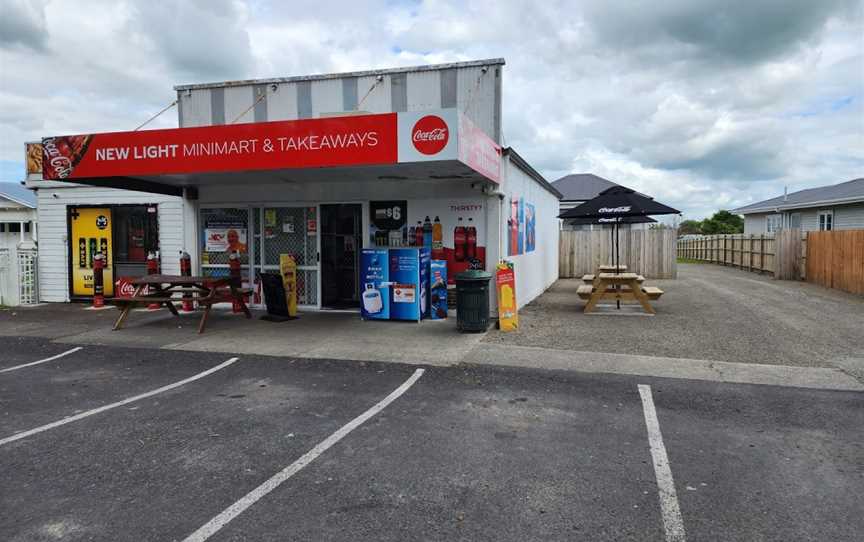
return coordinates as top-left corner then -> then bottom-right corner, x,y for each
0,357 -> 239,447
0,347 -> 84,374
182,368 -> 426,542
638,384 -> 687,542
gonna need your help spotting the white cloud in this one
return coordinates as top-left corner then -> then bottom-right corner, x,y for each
0,0 -> 860,220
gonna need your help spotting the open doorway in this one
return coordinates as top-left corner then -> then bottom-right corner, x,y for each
320,204 -> 362,309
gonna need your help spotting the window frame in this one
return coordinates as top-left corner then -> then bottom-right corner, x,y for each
818,210 -> 833,231
766,214 -> 782,233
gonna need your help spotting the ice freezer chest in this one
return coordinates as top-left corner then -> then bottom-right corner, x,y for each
360,247 -> 430,322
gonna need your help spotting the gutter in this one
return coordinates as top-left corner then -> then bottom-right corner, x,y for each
502,148 -> 563,199
734,195 -> 864,215
175,58 -> 507,91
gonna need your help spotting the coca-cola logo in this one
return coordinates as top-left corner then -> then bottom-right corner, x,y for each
412,115 -> 449,155
114,278 -> 145,298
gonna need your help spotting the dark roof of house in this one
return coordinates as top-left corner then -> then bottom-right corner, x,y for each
0,182 -> 36,208
551,173 -> 649,202
732,178 -> 864,214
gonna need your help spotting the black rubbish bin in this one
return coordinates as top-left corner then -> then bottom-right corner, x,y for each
455,270 -> 492,332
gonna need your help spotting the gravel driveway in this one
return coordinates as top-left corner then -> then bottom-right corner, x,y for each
484,263 -> 864,370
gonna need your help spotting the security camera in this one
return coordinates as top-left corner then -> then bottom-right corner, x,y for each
270,84 -> 278,92
376,75 -> 384,82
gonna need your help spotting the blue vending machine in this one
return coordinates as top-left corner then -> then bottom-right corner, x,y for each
388,247 -> 430,321
360,249 -> 389,320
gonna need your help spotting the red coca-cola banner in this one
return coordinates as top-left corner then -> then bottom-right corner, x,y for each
42,113 -> 398,180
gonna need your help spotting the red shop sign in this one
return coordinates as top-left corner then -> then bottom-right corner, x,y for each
42,113 -> 398,180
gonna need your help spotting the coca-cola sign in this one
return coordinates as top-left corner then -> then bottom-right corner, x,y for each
411,115 -> 449,155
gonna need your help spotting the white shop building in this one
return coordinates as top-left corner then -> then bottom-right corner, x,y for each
29,59 -> 560,313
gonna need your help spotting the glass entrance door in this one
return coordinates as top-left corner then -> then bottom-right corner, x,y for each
253,207 -> 319,308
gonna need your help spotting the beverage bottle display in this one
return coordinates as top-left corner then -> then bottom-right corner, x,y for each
432,216 -> 444,259
454,217 -> 466,262
466,217 -> 477,259
414,221 -> 424,247
423,216 -> 433,248
408,225 -> 415,246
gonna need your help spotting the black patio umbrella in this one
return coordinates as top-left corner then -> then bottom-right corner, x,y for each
559,186 -> 680,308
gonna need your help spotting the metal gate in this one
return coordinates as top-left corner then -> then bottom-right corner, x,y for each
253,207 -> 319,307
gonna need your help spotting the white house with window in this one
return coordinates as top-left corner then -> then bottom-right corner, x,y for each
733,178 -> 864,235
1,182 -> 38,305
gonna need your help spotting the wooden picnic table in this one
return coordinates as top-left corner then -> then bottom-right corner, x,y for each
110,274 -> 252,334
598,264 -> 627,273
580,272 -> 659,315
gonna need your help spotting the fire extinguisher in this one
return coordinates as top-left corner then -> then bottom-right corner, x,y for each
180,250 -> 193,312
228,251 -> 243,313
146,251 -> 160,310
92,252 -> 105,308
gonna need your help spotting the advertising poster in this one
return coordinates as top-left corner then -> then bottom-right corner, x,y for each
279,254 -> 298,317
517,198 -> 525,254
389,248 -> 423,321
205,221 -> 247,253
407,198 -> 486,285
370,200 -> 408,247
429,259 -> 448,319
525,203 -> 536,252
25,142 -> 42,175
360,249 -> 389,320
496,261 -> 518,331
70,207 -> 114,297
509,198 -> 519,256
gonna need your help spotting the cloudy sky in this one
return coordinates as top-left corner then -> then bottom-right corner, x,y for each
0,0 -> 861,219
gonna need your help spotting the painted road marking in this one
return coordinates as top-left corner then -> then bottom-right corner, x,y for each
0,347 -> 84,374
638,384 -> 686,542
183,368 -> 426,542
0,357 -> 239,447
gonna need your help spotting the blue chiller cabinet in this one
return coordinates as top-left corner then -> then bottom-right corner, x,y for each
360,247 -> 430,322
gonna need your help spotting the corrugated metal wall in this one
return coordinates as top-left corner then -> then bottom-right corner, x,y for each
177,64 -> 503,143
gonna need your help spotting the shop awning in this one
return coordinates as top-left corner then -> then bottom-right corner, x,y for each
37,109 -> 501,197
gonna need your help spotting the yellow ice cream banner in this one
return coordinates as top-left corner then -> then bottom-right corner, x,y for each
279,254 -> 298,317
70,207 -> 114,297
496,261 -> 518,331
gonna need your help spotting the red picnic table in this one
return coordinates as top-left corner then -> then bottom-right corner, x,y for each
110,274 -> 252,334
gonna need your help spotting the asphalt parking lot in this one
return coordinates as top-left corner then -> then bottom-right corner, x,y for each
2,336 -> 863,541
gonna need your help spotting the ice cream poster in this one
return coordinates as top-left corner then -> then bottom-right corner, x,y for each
525,203 -> 536,252
496,261 -> 518,331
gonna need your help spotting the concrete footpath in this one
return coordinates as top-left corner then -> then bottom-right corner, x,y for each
0,303 -> 861,392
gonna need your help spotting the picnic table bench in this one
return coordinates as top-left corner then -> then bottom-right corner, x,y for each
109,275 -> 252,334
577,272 -> 663,314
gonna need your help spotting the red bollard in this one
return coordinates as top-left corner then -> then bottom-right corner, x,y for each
180,250 -> 193,312
146,251 -> 161,310
92,252 -> 105,308
229,251 -> 242,314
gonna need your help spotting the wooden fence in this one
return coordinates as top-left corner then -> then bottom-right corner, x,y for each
806,230 -> 864,295
677,231 -> 808,279
559,228 -> 678,279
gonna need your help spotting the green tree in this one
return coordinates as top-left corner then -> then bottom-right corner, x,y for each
678,219 -> 702,235
700,210 -> 744,234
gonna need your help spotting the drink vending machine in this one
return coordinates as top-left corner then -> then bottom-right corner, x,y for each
360,247 -> 431,322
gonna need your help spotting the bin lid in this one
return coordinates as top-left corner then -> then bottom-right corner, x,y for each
455,270 -> 492,281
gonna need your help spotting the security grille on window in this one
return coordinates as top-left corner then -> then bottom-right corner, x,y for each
818,210 -> 833,231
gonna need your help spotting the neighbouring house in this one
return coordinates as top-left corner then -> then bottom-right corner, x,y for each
733,178 -> 864,235
551,173 -> 652,230
0,182 -> 38,305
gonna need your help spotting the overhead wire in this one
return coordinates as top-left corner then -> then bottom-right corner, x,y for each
134,99 -> 178,131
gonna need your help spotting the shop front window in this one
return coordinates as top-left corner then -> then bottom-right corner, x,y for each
200,208 -> 251,279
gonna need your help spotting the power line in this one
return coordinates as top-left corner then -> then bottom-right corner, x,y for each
134,100 -> 178,131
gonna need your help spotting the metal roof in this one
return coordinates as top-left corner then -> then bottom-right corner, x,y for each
175,58 -> 506,91
0,182 -> 36,208
732,178 -> 864,214
551,173 -> 640,202
503,148 -> 562,199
